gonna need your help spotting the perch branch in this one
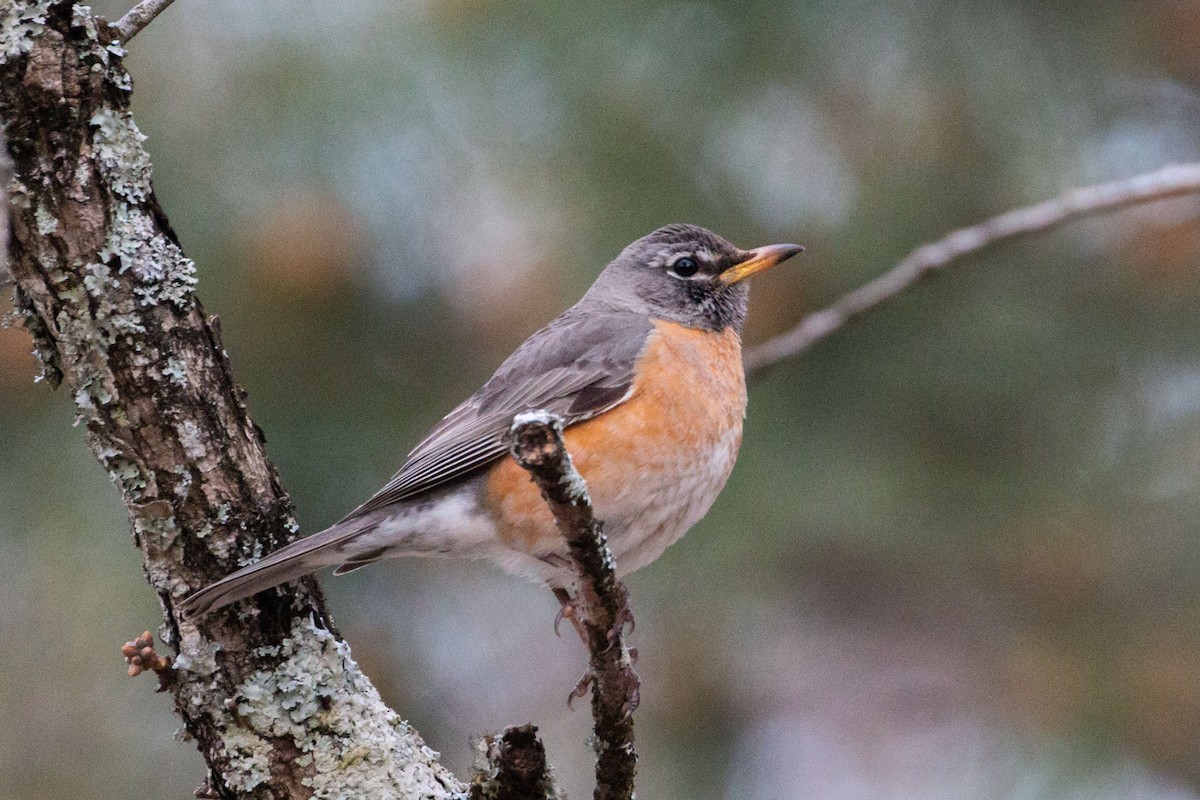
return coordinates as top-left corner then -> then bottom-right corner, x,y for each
508,412 -> 639,800
112,0 -> 177,44
745,162 -> 1200,375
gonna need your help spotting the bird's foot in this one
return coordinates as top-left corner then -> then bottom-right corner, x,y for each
565,667 -> 639,718
554,585 -> 636,651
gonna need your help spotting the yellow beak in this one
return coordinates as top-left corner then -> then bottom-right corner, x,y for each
719,243 -> 805,285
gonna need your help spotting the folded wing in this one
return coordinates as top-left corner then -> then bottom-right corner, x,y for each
340,307 -> 654,520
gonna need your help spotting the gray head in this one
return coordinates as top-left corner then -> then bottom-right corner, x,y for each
582,224 -> 803,332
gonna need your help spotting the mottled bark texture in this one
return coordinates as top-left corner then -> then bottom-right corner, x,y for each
508,413 -> 639,800
469,725 -> 561,800
1,3 -> 463,797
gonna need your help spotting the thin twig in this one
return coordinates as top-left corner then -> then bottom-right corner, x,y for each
508,411 -> 638,800
744,162 -> 1200,376
112,0 -> 177,44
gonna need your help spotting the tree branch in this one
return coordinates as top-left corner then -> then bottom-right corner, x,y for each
508,412 -> 639,800
744,162 -> 1200,376
112,0 -> 176,44
1,3 -> 461,797
470,725 -> 561,800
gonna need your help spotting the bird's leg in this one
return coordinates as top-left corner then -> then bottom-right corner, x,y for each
554,584 -> 640,707
554,584 -> 636,652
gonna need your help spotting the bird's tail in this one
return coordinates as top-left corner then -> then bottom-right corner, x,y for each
179,520 -> 374,618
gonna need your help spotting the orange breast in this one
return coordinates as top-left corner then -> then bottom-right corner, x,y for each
483,320 -> 747,569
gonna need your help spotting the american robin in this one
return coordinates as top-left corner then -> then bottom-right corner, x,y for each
181,224 -> 802,618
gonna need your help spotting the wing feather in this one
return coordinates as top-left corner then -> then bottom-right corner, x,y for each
340,308 -> 653,520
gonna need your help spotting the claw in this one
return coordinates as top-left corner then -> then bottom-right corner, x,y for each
567,670 -> 593,708
615,582 -> 635,635
605,623 -> 622,651
620,685 -> 641,720
603,584 -> 636,650
552,587 -> 588,643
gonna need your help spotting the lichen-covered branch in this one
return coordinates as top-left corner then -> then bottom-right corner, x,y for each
744,162 -> 1200,375
0,3 -> 462,797
508,412 -> 639,800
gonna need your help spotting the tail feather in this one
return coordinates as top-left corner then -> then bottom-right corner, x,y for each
179,521 -> 374,618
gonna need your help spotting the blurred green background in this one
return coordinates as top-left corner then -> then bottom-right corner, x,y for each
4,1 -> 1200,797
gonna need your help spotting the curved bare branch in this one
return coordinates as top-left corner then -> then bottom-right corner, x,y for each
112,0 -> 177,44
745,163 -> 1200,375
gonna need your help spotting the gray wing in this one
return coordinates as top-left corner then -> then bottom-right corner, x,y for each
340,307 -> 654,521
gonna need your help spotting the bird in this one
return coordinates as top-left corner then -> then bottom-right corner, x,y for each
180,224 -> 802,618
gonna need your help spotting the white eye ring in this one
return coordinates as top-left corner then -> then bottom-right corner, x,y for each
668,256 -> 700,279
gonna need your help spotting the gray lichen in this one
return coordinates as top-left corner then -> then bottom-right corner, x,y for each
218,616 -> 463,799
107,458 -> 148,491
87,108 -> 198,311
89,108 -> 151,201
70,3 -> 131,90
172,628 -> 224,711
234,537 -> 265,568
34,201 -> 58,234
0,0 -> 51,62
162,356 -> 187,386
132,505 -> 180,550
95,202 -> 198,310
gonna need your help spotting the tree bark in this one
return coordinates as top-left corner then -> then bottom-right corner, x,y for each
1,3 -> 463,797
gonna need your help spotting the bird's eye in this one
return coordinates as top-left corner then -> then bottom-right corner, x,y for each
669,256 -> 699,278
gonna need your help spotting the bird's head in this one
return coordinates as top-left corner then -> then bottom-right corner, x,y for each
585,224 -> 803,332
